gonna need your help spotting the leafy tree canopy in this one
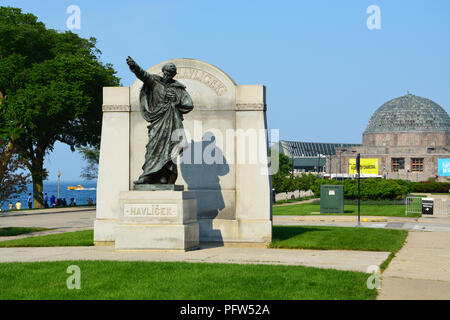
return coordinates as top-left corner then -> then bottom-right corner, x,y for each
0,6 -> 120,207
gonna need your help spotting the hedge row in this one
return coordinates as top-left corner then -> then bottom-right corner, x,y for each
272,173 -> 318,193
311,178 -> 450,199
311,179 -> 411,200
410,180 -> 450,193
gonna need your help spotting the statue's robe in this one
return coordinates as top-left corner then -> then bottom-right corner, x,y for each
131,65 -> 194,184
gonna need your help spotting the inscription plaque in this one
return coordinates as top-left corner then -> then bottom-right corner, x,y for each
124,204 -> 177,217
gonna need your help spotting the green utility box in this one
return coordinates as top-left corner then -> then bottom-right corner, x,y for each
320,185 -> 344,213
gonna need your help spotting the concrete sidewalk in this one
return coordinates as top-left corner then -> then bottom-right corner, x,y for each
0,209 -> 96,242
0,206 -> 95,217
378,232 -> 450,300
0,245 -> 389,273
0,209 -> 95,229
274,215 -> 450,232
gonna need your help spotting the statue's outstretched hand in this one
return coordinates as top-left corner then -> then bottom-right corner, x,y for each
126,56 -> 137,69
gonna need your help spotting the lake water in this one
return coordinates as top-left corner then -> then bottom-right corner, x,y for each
1,180 -> 97,211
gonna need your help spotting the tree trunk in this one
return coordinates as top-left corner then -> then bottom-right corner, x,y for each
31,155 -> 45,208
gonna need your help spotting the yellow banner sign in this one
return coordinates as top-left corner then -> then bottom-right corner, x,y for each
349,158 -> 379,174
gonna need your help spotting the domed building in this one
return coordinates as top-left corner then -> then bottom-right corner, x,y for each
334,93 -> 450,181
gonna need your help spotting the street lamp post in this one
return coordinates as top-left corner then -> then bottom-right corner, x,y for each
328,155 -> 332,176
57,171 -> 61,199
356,153 -> 361,227
291,145 -> 297,175
339,149 -> 348,177
317,154 -> 321,174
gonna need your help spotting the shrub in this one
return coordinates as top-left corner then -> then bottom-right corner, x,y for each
272,172 -> 317,194
410,181 -> 450,193
312,178 -> 410,200
293,173 -> 318,191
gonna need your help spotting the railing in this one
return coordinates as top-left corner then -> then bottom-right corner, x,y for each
406,196 -> 450,217
434,198 -> 450,217
405,197 -> 422,216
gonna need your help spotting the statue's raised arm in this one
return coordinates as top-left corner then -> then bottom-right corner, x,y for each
126,56 -> 153,84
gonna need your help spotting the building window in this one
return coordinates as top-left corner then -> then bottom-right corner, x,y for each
391,158 -> 405,172
411,158 -> 424,172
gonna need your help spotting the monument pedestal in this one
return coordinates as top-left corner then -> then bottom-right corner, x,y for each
115,189 -> 199,251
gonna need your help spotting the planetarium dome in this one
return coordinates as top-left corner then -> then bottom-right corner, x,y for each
364,93 -> 450,134
363,94 -> 450,148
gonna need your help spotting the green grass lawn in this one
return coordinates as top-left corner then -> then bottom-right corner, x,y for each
271,226 -> 407,252
0,227 -> 50,237
0,260 -> 376,300
0,226 -> 407,254
0,226 -> 407,299
270,226 -> 407,271
0,230 -> 93,247
0,227 -> 407,270
273,202 -> 419,217
274,196 -> 316,205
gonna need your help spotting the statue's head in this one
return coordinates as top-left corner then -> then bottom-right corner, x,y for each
162,63 -> 177,80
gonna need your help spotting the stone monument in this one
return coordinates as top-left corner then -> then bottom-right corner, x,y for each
95,58 -> 272,248
114,57 -> 198,251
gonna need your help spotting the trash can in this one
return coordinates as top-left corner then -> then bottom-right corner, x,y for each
422,198 -> 434,215
320,185 -> 344,213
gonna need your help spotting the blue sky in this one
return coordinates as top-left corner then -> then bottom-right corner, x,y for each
3,0 -> 450,181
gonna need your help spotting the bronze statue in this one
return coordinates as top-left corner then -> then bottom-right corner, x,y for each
126,57 -> 194,185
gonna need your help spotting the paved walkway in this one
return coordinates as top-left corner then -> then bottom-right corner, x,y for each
0,209 -> 389,272
0,245 -> 389,273
0,206 -> 95,217
274,215 -> 450,232
378,232 -> 450,300
0,209 -> 96,242
0,209 -> 95,229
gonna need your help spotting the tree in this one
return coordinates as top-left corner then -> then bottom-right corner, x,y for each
0,7 -> 120,207
269,150 -> 292,193
78,145 -> 99,180
269,148 -> 292,176
0,140 -> 30,207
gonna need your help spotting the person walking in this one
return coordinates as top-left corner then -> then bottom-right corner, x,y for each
50,195 -> 56,207
15,201 -> 22,210
8,202 -> 13,210
27,193 -> 32,209
44,193 -> 49,208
